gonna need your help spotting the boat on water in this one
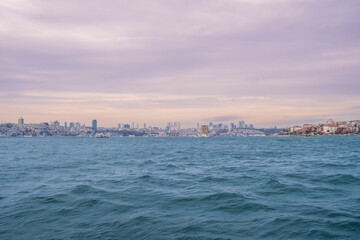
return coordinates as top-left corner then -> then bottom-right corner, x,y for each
95,133 -> 109,138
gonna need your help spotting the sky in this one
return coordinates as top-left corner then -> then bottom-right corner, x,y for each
1,0 -> 360,128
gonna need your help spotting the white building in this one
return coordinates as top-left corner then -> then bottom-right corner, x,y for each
323,125 -> 336,134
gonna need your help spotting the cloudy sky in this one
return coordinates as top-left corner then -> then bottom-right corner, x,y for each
1,0 -> 359,127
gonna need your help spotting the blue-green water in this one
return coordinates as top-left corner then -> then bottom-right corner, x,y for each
0,137 -> 359,239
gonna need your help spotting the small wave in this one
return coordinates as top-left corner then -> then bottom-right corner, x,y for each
257,179 -> 308,195
137,174 -> 152,180
27,194 -> 67,204
320,174 -> 360,185
74,198 -> 101,208
199,176 -> 229,183
69,184 -> 112,197
166,164 -> 179,169
70,184 -> 96,194
138,160 -> 156,166
261,216 -> 334,239
201,192 -> 244,201
215,201 -> 273,213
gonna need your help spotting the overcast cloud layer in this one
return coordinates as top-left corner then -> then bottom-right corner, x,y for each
1,0 -> 360,127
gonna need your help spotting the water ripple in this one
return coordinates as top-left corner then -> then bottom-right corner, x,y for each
1,137 -> 360,239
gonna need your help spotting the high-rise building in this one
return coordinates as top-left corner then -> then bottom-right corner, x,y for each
51,120 -> 60,129
76,122 -> 81,128
69,122 -> 75,128
64,122 -> 68,129
249,124 -> 254,129
238,120 -> 245,128
144,123 -> 147,129
230,123 -> 235,129
92,120 -> 97,132
197,122 -> 200,129
166,122 -> 181,132
18,117 -> 24,126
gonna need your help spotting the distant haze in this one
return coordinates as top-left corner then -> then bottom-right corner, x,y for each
1,0 -> 360,127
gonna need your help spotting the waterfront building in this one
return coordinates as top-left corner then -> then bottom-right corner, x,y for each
200,124 -> 209,137
323,124 -> 336,134
92,120 -> 97,132
290,126 -> 302,133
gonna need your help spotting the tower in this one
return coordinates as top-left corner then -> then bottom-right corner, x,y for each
18,117 -> 24,126
92,120 -> 97,132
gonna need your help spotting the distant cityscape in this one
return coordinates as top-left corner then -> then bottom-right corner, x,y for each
1,117 -> 359,138
0,117 -> 281,137
279,119 -> 360,136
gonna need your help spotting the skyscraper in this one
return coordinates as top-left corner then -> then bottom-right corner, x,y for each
51,120 -> 60,129
18,117 -> 24,126
238,120 -> 245,128
92,120 -> 97,132
64,122 -> 68,129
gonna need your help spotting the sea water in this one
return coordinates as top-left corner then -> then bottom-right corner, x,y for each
0,137 -> 359,239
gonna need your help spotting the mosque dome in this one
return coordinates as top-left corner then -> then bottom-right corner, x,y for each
326,119 -> 335,125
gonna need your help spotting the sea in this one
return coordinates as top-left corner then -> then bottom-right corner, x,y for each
0,136 -> 359,239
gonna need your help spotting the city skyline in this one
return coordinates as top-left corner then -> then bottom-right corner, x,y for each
1,0 -> 360,127
2,115 -> 360,129
5,116 -> 261,130
2,116 -> 358,137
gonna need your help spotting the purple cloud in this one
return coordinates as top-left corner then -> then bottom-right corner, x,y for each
0,0 -> 360,127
